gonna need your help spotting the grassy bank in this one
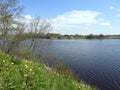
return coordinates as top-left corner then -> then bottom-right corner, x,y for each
0,50 -> 95,90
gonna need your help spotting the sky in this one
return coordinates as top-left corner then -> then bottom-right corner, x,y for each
20,0 -> 120,35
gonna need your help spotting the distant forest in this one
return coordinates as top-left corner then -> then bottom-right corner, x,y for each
44,33 -> 120,39
1,33 -> 120,39
12,33 -> 120,39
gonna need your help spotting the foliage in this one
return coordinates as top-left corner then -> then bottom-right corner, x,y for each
0,50 -> 95,90
42,33 -> 120,39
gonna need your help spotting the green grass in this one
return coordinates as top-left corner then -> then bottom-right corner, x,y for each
0,50 -> 95,90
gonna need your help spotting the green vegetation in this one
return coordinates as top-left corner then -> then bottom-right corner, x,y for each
41,33 -> 120,39
0,50 -> 95,90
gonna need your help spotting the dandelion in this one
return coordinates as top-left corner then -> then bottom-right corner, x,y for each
78,85 -> 81,89
53,71 -> 57,74
57,73 -> 59,76
38,67 -> 41,70
29,68 -> 32,72
24,64 -> 29,68
24,74 -> 27,77
3,60 -> 5,63
32,72 -> 35,75
11,62 -> 14,65
75,84 -> 78,87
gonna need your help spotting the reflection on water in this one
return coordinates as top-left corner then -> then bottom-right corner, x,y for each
44,39 -> 120,90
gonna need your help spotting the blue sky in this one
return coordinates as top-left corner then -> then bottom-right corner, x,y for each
20,0 -> 120,35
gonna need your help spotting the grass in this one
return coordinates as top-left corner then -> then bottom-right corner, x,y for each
0,50 -> 95,90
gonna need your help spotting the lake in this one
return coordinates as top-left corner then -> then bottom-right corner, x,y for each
1,39 -> 120,90
44,39 -> 120,90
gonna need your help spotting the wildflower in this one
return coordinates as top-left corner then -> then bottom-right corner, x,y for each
24,64 -> 29,68
3,60 -> 5,63
24,74 -> 27,77
38,67 -> 41,70
29,68 -> 32,72
78,85 -> 81,88
72,81 -> 75,85
11,62 -> 14,65
32,72 -> 35,75
57,73 -> 59,76
53,71 -> 57,74
76,84 -> 78,87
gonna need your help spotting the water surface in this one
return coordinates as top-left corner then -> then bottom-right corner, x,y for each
46,39 -> 120,90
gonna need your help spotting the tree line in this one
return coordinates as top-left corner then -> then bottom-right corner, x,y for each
19,33 -> 120,39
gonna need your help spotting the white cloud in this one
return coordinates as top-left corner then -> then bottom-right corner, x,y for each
100,22 -> 110,26
52,10 -> 101,26
23,15 -> 33,20
51,10 -> 111,34
109,6 -> 115,10
18,14 -> 33,24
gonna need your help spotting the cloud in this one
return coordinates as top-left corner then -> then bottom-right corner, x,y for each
100,22 -> 112,29
52,10 -> 101,25
109,6 -> 120,18
100,22 -> 110,26
51,10 -> 111,34
23,15 -> 33,20
109,6 -> 115,10
18,14 -> 33,24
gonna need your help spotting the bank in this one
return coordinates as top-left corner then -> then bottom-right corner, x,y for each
0,50 -> 95,90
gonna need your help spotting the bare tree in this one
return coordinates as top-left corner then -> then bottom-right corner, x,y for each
0,0 -> 23,37
0,0 -> 52,57
0,0 -> 25,53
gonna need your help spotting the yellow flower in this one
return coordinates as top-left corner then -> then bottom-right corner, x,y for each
78,85 -> 81,88
24,64 -> 29,68
24,74 -> 27,77
57,73 -> 59,76
3,60 -> 5,63
29,68 -> 32,72
72,82 -> 75,85
11,62 -> 14,65
53,71 -> 57,74
32,72 -> 35,75
38,67 -> 41,70
76,84 -> 78,87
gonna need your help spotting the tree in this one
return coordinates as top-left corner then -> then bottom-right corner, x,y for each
0,0 -> 52,58
98,34 -> 104,39
86,34 -> 94,39
26,16 -> 52,56
0,0 -> 23,37
0,0 -> 25,53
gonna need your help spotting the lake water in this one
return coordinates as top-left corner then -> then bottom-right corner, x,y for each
1,39 -> 120,90
44,39 -> 120,90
